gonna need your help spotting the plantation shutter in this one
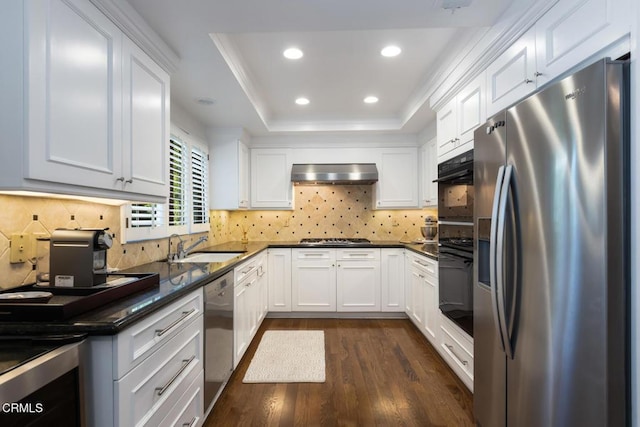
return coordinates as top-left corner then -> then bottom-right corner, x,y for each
169,137 -> 188,227
191,146 -> 209,225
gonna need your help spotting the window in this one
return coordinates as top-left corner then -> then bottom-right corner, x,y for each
122,127 -> 209,242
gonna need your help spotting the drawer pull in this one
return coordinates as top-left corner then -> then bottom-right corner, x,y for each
445,344 -> 469,366
183,417 -> 197,427
345,253 -> 370,257
155,309 -> 196,337
241,265 -> 255,274
303,253 -> 325,257
414,260 -> 430,267
155,355 -> 196,396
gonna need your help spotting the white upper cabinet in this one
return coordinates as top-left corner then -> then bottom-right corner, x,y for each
486,27 -> 538,117
121,37 -> 170,198
0,0 -> 169,202
209,136 -> 250,209
437,74 -> 485,162
420,138 -> 438,207
534,0 -> 631,87
251,148 -> 293,209
374,148 -> 419,209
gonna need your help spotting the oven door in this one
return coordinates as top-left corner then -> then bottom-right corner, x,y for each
438,246 -> 474,337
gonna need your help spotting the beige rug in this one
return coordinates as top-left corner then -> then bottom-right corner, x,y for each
243,330 -> 326,383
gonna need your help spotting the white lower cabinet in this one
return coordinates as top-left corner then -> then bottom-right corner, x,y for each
405,252 -> 439,348
268,248 -> 292,311
439,315 -> 474,392
83,289 -> 204,427
336,249 -> 381,312
381,248 -> 405,312
292,249 -> 337,311
234,256 -> 264,367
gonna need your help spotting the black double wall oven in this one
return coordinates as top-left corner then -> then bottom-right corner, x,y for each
436,150 -> 474,337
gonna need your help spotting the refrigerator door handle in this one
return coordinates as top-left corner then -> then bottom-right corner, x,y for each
496,164 -> 514,359
489,165 -> 507,354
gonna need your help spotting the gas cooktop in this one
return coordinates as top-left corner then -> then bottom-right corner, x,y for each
299,238 -> 372,246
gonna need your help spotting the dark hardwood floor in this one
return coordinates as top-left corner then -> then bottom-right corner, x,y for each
205,318 -> 474,427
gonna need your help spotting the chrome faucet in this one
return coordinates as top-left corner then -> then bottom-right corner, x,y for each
167,233 -> 184,262
180,235 -> 208,258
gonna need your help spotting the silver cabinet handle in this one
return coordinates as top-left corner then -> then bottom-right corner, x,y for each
524,78 -> 534,84
445,344 -> 468,366
116,177 -> 125,182
241,265 -> 255,274
414,260 -> 429,267
155,355 -> 195,396
125,178 -> 133,184
155,309 -> 196,337
183,417 -> 197,427
534,71 -> 543,77
344,253 -> 370,257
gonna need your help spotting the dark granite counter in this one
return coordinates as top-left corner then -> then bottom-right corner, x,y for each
0,240 -> 437,337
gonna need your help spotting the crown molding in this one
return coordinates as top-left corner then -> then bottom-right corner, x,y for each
90,0 -> 180,74
428,0 -> 559,111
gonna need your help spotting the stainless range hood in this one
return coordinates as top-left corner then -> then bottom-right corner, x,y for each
291,163 -> 378,185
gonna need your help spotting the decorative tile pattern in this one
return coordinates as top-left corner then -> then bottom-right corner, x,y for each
0,188 -> 435,290
0,195 -> 215,290
227,185 -> 437,242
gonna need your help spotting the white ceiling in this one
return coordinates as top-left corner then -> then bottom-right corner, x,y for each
126,0 -> 516,136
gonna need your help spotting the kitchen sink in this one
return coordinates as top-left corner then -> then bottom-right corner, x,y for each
172,252 -> 244,263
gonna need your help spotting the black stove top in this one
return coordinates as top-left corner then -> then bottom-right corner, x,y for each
299,238 -> 372,246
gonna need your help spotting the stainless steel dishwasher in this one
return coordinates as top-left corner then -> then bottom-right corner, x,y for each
203,270 -> 234,414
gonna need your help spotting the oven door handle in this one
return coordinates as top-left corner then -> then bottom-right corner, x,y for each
432,168 -> 472,183
489,165 -> 508,355
496,164 -> 514,359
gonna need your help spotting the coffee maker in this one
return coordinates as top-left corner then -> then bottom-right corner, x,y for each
49,228 -> 113,287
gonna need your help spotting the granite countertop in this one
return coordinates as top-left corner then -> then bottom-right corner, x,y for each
0,240 -> 438,375
0,240 -> 437,338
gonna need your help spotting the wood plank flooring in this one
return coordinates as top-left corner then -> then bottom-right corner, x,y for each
205,318 -> 474,427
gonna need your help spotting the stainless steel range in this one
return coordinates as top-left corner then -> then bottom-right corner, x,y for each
298,238 -> 371,246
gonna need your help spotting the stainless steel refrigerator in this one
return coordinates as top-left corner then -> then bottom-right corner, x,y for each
473,58 -> 629,427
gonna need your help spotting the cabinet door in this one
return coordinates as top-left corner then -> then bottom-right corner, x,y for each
336,250 -> 381,312
381,248 -> 405,312
291,249 -> 336,311
233,282 -> 250,366
410,267 -> 425,327
436,98 -> 458,160
251,149 -> 292,209
457,73 -> 485,147
121,37 -> 169,197
535,0 -> 631,87
26,0 -> 123,189
423,272 -> 438,345
238,142 -> 250,208
420,138 -> 438,207
375,148 -> 419,209
486,27 -> 537,117
268,249 -> 292,311
257,254 -> 268,323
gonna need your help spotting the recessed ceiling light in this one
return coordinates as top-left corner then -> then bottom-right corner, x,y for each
283,47 -> 303,59
364,96 -> 379,104
295,97 -> 310,105
381,45 -> 402,57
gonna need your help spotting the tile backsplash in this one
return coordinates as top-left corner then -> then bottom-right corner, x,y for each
0,188 -> 435,290
0,195 -> 216,290
223,185 -> 437,242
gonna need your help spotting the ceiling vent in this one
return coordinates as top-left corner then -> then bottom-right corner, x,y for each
434,0 -> 472,11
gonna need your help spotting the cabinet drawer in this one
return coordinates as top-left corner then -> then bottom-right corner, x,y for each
294,249 -> 334,260
155,369 -> 204,427
439,318 -> 474,391
234,258 -> 258,284
116,315 -> 203,427
114,289 -> 203,378
336,248 -> 380,260
410,255 -> 437,276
